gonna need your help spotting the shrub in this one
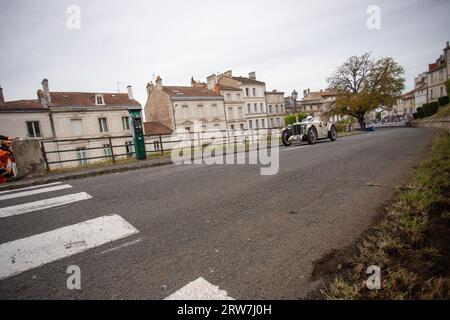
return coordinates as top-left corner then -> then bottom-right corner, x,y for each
412,112 -> 420,120
438,95 -> 449,106
445,79 -> 450,97
422,102 -> 440,117
284,113 -> 308,125
416,107 -> 424,118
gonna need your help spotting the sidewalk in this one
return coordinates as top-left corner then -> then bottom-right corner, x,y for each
0,157 -> 173,192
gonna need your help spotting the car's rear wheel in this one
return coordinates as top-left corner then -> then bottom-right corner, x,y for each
329,125 -> 337,141
307,127 -> 317,144
281,130 -> 292,146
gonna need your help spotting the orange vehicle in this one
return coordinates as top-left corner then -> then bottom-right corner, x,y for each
0,140 -> 14,184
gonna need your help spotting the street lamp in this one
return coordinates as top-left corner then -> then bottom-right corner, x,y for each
291,90 -> 298,114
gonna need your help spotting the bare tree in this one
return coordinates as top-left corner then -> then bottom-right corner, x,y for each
327,53 -> 405,130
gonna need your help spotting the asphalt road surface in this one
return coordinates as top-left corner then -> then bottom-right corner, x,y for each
0,127 -> 435,299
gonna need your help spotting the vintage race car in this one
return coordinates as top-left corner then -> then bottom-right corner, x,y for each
281,116 -> 337,146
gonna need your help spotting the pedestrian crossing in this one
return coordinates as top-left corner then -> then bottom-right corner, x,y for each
0,182 -> 139,281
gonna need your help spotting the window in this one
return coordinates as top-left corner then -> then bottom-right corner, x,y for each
249,120 -> 253,129
125,141 -> 134,157
262,119 -> 265,128
240,123 -> 244,130
76,147 -> 88,165
247,103 -> 251,113
275,105 -> 279,113
230,124 -> 235,130
185,127 -> 191,133
270,118 -> 274,128
254,103 -> 257,113
95,94 -> 105,105
103,144 -> 113,160
236,94 -> 241,100
198,105 -> 204,117
440,86 -> 444,97
430,89 -> 434,99
238,107 -> 243,117
439,70 -> 444,81
212,104 -> 218,115
245,88 -> 249,97
26,121 -> 41,138
214,124 -> 220,129
98,118 -> 108,132
122,116 -> 130,130
182,105 -> 189,119
226,93 -> 231,101
228,107 -> 233,119
260,103 -> 264,113
269,105 -> 273,113
256,119 -> 259,129
70,119 -> 82,136
252,88 -> 256,96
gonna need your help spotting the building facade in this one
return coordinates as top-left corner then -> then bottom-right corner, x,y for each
144,76 -> 227,132
414,72 -> 428,110
265,90 -> 285,128
207,70 -> 269,129
299,89 -> 339,121
427,41 -> 450,102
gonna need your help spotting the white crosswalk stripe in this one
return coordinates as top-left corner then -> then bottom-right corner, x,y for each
0,182 -> 63,195
0,192 -> 92,219
0,214 -> 139,280
0,184 -> 72,201
165,277 -> 234,300
0,183 -> 139,281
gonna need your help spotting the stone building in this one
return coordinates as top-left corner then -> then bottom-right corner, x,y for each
427,41 -> 450,102
207,70 -> 269,129
299,89 -> 339,121
144,76 -> 227,132
265,90 -> 285,128
0,79 -> 142,169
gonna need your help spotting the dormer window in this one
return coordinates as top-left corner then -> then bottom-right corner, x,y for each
95,94 -> 105,105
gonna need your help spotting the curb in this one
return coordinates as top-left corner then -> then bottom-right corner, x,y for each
0,158 -> 173,192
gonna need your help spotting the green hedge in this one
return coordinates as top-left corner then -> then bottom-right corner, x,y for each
422,102 -> 440,117
415,107 -> 424,119
284,113 -> 308,125
438,95 -> 449,106
445,79 -> 450,97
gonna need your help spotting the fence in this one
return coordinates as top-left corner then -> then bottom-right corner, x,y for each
40,128 -> 280,171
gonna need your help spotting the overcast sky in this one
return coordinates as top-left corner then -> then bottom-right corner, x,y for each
1,0 -> 449,106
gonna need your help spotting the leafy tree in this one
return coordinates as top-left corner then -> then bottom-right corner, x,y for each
327,53 -> 405,130
445,79 -> 450,97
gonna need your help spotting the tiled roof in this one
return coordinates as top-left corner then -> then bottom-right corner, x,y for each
0,99 -> 47,111
48,92 -> 141,107
162,86 -> 221,98
231,77 -> 265,85
143,121 -> 173,135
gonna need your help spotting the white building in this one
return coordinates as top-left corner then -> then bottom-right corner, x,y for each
207,70 -> 269,129
144,76 -> 227,133
0,80 -> 142,169
427,41 -> 450,102
265,90 -> 285,128
414,72 -> 428,109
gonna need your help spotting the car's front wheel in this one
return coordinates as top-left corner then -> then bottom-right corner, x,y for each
307,127 -> 317,144
329,125 -> 337,141
281,129 -> 292,146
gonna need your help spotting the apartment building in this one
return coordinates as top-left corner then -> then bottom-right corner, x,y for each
265,90 -> 285,128
300,89 -> 340,121
427,41 -> 450,102
0,80 -> 142,169
414,72 -> 428,109
144,76 -> 227,132
207,70 -> 268,129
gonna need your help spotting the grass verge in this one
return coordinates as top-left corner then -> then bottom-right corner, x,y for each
319,130 -> 450,299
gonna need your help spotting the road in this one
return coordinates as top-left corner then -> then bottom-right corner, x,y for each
0,127 -> 435,299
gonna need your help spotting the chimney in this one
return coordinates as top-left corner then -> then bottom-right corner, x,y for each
224,70 -> 232,77
0,85 -> 4,105
127,85 -> 134,100
146,82 -> 155,95
37,89 -> 44,103
41,78 -> 51,103
155,76 -> 163,90
248,71 -> 256,80
214,83 -> 221,95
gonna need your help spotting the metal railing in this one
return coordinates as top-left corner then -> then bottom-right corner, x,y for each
40,128 -> 282,171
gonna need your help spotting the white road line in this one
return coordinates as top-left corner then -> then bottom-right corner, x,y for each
0,184 -> 72,201
0,182 -> 63,195
0,214 -> 138,280
0,192 -> 92,219
165,277 -> 234,300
